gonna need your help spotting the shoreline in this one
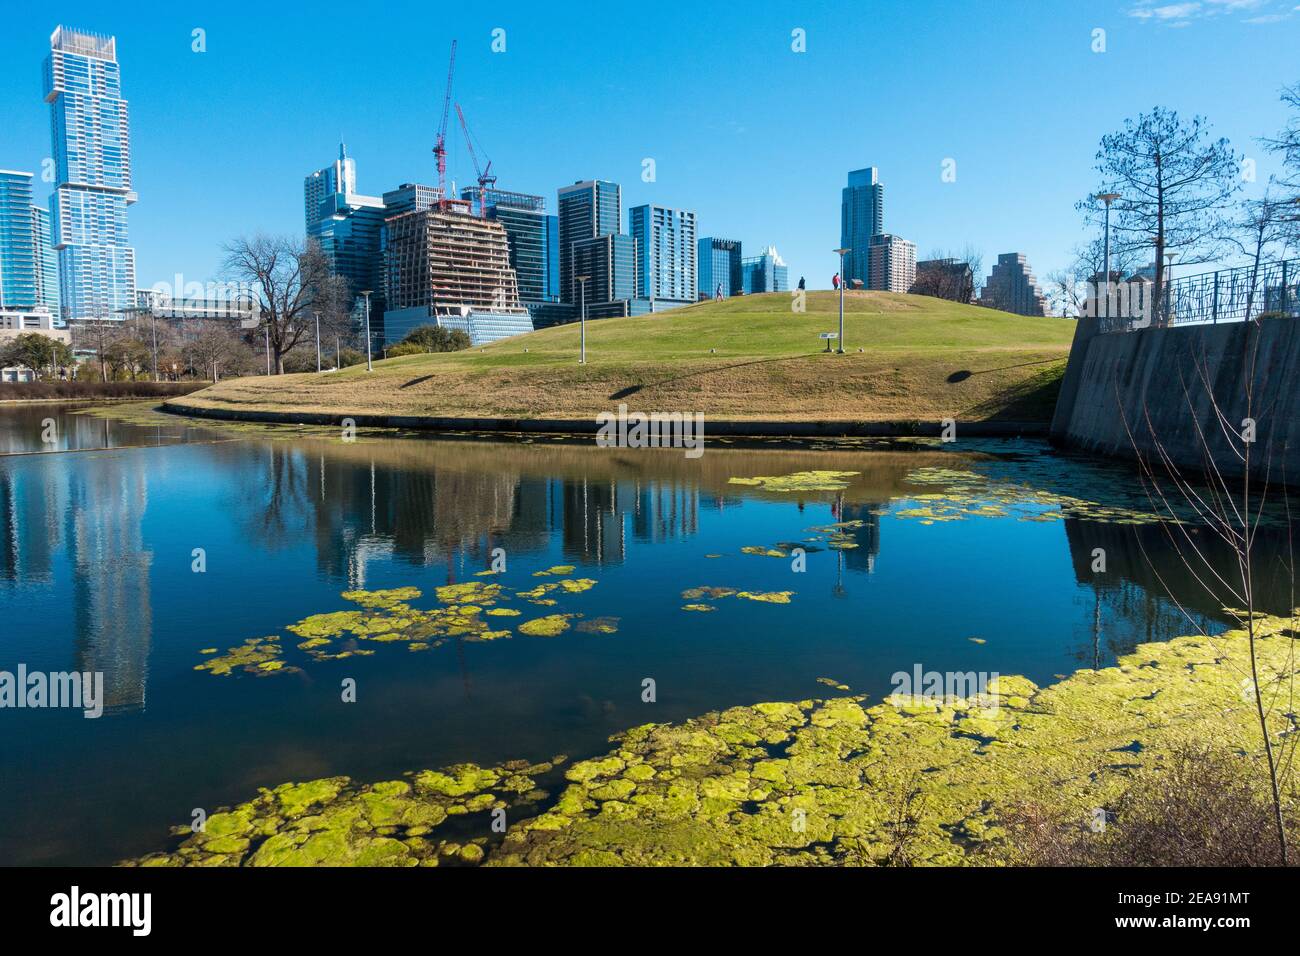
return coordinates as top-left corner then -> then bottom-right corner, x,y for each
161,399 -> 1049,439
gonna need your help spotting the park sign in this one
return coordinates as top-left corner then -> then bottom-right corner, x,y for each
819,332 -> 838,339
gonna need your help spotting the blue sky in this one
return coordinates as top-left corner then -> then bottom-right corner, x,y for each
2,0 -> 1296,292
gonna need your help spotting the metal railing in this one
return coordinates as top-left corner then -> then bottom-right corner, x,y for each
1092,257 -> 1299,333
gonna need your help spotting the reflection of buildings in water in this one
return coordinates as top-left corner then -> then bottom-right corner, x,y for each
290,444 -> 705,578
0,452 -> 152,712
0,458 -> 67,585
67,456 -> 152,714
833,501 -> 885,575
1060,517 -> 1284,665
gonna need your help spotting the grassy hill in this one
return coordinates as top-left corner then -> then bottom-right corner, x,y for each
173,291 -> 1075,424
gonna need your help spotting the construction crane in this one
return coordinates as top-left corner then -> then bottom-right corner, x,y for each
432,39 -> 457,201
455,103 -> 496,216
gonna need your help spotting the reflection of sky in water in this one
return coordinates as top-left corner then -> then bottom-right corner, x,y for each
0,405 -> 1281,865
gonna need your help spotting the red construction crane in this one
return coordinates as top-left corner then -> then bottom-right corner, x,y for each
432,39 -> 457,200
455,103 -> 496,216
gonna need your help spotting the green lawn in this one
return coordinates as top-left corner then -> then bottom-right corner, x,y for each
176,291 -> 1075,423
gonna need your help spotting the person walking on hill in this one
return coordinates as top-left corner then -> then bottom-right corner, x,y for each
832,273 -> 840,290
798,276 -> 806,290
715,283 -> 723,302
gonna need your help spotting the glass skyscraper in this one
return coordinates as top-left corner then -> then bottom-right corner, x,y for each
629,204 -> 697,306
557,180 -> 621,304
305,143 -> 387,335
697,237 -> 741,300
467,187 -> 559,307
840,167 -> 883,288
0,170 -> 61,316
741,246 -> 789,294
44,26 -> 137,322
0,171 -> 40,310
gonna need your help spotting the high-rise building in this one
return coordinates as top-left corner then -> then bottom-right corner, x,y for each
44,26 -> 137,322
466,188 -> 556,302
840,167 -> 883,288
741,246 -> 789,294
382,183 -> 439,218
628,204 -> 697,307
979,253 -> 1049,316
0,171 -> 40,310
305,144 -> 386,300
698,237 -> 742,300
0,171 -> 61,318
304,143 -> 359,233
866,234 -> 917,293
570,233 -> 638,310
382,203 -> 532,346
557,180 -> 620,304
32,205 -> 59,317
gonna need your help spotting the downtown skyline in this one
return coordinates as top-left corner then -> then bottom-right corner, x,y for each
1,1 -> 1297,297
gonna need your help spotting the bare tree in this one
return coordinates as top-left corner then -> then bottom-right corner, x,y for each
1118,335 -> 1297,864
1264,82 -> 1300,201
182,320 -> 255,382
1231,184 -> 1294,321
222,235 -> 348,374
1080,108 -> 1241,325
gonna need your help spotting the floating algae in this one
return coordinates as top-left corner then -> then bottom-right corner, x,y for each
681,604 -> 716,613
194,638 -> 295,677
532,565 -> 576,577
680,586 -> 737,601
518,614 -> 576,637
575,616 -> 621,634
816,677 -> 851,691
741,546 -> 788,558
736,590 -> 794,604
728,470 -> 861,493
125,759 -> 564,868
894,465 -> 1168,527
195,573 -> 602,676
148,614 -> 1300,866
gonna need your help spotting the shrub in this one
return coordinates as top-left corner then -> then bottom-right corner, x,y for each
400,325 -> 471,353
996,745 -> 1296,866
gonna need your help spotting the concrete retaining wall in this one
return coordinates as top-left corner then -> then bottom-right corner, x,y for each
1050,315 -> 1300,483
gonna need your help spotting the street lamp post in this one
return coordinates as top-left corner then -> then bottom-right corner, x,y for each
832,248 -> 850,353
360,291 -> 373,372
575,275 -> 590,365
314,311 -> 322,372
150,313 -> 159,382
1096,192 -> 1121,317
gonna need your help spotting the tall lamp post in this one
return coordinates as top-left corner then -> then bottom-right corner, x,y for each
832,248 -> 850,353
1096,192 -> 1120,317
575,275 -> 590,365
360,291 -> 373,372
313,311 -> 322,372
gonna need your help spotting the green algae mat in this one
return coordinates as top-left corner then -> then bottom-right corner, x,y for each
128,613 -> 1300,867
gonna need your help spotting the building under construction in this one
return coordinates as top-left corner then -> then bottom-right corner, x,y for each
382,197 -> 533,346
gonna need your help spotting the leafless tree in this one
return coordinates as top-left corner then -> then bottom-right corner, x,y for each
1080,108 -> 1241,325
222,235 -> 349,374
181,320 -> 255,382
1117,329 -> 1297,864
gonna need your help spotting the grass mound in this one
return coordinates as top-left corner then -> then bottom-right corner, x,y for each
172,291 -> 1075,424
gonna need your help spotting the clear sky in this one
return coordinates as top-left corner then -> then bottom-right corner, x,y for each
3,0 -> 1296,292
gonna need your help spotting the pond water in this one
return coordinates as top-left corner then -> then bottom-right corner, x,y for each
0,402 -> 1291,865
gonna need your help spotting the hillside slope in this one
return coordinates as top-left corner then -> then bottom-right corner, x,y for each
173,291 -> 1075,423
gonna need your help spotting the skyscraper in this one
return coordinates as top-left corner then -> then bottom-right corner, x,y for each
32,205 -> 59,316
741,246 -> 789,293
0,171 -> 40,310
867,234 -> 917,293
698,237 -> 742,300
44,26 -> 137,322
979,253 -> 1049,317
305,143 -> 387,342
840,167 -> 883,288
628,204 -> 697,307
557,180 -> 621,304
